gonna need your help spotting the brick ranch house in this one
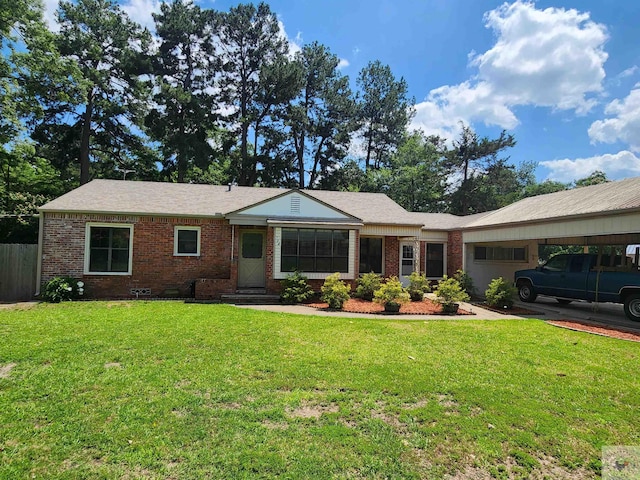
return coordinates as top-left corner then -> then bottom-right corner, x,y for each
37,179 -> 472,300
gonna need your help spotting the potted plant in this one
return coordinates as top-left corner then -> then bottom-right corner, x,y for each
373,276 -> 410,313
434,275 -> 470,314
407,271 -> 431,301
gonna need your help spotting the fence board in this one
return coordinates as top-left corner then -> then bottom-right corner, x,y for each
0,244 -> 38,302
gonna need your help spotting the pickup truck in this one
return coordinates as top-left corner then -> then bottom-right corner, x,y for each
514,253 -> 640,321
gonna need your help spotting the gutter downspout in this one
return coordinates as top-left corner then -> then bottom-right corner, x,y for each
35,212 -> 44,297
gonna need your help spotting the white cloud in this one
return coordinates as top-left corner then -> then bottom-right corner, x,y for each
619,66 -> 638,79
411,1 -> 608,135
337,58 -> 350,69
540,150 -> 640,182
121,0 -> 161,32
43,0 -> 60,31
588,87 -> 640,152
277,19 -> 302,57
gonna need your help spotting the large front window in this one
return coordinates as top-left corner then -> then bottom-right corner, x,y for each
359,237 -> 383,274
425,243 -> 444,277
281,228 -> 349,273
85,224 -> 133,274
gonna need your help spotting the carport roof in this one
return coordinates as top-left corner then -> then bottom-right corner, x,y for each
465,176 -> 640,228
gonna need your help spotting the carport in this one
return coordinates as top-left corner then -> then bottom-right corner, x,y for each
459,177 -> 640,296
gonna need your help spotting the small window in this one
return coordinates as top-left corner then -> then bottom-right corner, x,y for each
474,245 -> 527,262
426,243 -> 444,277
174,226 -> 201,256
359,237 -> 383,274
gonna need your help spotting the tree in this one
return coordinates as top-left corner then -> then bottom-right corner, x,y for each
217,2 -> 289,186
286,42 -> 356,188
37,0 -> 153,185
356,60 -> 414,171
574,170 -> 608,187
147,0 -> 218,183
445,124 -> 516,215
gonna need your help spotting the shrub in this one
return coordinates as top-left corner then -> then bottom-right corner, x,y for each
485,277 -> 518,309
434,275 -> 470,308
373,276 -> 410,307
453,269 -> 475,297
354,272 -> 382,301
321,273 -> 351,309
42,277 -> 85,303
407,271 -> 431,301
280,271 -> 314,304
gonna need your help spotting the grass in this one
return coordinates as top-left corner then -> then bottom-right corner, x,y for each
1,301 -> 639,479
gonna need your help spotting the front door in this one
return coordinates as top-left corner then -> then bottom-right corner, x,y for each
400,242 -> 415,286
238,230 -> 266,288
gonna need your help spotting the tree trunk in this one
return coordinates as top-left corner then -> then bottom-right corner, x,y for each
79,89 -> 94,185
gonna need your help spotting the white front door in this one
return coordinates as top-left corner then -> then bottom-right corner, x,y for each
400,242 -> 415,286
238,230 -> 266,288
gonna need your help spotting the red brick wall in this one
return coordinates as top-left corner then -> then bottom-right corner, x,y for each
384,236 -> 399,277
42,213 -> 233,299
447,230 -> 463,276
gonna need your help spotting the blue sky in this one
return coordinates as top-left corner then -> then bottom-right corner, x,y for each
44,0 -> 640,183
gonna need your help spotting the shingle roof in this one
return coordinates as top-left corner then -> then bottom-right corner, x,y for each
39,179 -> 423,225
408,211 -> 493,230
465,176 -> 640,228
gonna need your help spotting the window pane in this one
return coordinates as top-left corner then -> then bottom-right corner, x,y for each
316,230 -> 332,256
299,256 -> 315,272
513,248 -> 526,261
178,229 -> 198,254
111,249 -> 130,272
426,243 -> 444,277
401,259 -> 413,276
299,230 -> 316,256
475,246 -> 487,260
281,256 -> 297,272
402,245 -> 413,259
333,230 -> 349,257
316,257 -> 332,272
110,228 -> 130,248
359,237 -> 382,274
282,229 -> 298,256
333,257 -> 348,273
242,233 -> 263,259
89,248 -> 108,272
90,227 -> 111,248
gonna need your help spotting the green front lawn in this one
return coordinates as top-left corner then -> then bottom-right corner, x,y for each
1,302 -> 638,479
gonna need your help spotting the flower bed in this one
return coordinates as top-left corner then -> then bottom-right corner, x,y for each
307,298 -> 473,315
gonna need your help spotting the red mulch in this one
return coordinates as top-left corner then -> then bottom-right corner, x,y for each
547,320 -> 640,342
307,298 -> 473,315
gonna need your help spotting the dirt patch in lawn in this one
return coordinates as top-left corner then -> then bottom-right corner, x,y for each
287,402 -> 339,419
307,298 -> 473,315
0,363 -> 17,378
547,320 -> 640,342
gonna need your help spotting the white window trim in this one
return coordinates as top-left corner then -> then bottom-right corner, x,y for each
273,227 -> 356,280
174,226 -> 201,257
84,223 -> 134,275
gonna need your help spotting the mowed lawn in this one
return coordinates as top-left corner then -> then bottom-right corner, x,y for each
1,302 -> 639,479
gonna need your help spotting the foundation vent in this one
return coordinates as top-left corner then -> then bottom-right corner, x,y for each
130,288 -> 151,296
290,195 -> 301,214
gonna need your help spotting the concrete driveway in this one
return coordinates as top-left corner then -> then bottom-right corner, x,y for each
513,296 -> 640,334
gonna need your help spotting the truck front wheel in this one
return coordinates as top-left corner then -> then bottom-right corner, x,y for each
623,293 -> 640,322
517,280 -> 537,303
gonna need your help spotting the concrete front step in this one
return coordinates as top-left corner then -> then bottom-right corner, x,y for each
220,294 -> 281,305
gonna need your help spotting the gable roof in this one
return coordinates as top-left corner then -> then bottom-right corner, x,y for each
39,179 -> 422,226
465,176 -> 640,229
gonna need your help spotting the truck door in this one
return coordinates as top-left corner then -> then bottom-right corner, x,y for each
538,254 -> 588,299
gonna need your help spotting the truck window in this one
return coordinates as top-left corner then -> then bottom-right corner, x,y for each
544,255 -> 568,272
569,256 -> 584,272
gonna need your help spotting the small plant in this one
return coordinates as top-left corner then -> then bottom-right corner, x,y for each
434,275 -> 469,313
321,272 -> 351,309
42,277 -> 85,303
453,269 -> 475,297
280,271 -> 314,304
485,277 -> 518,309
354,272 -> 382,301
407,271 -> 431,301
373,276 -> 410,312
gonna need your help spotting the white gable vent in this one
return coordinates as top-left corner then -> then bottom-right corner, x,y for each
290,195 -> 301,214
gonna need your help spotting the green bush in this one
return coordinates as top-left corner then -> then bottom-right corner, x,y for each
485,277 -> 518,309
434,275 -> 470,308
321,273 -> 351,309
453,269 -> 475,297
354,272 -> 382,301
42,277 -> 85,303
280,271 -> 314,304
407,271 -> 431,301
373,276 -> 410,307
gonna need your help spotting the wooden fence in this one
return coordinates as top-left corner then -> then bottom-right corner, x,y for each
0,244 -> 38,302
